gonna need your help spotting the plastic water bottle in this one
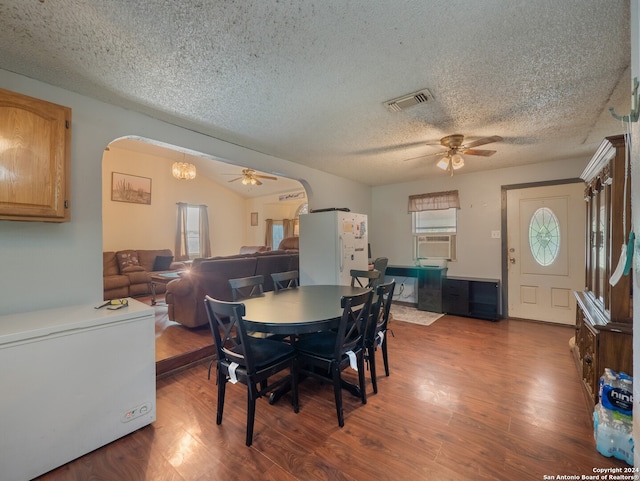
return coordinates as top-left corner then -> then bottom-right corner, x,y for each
593,403 -> 634,465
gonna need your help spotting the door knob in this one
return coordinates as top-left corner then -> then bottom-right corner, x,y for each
509,257 -> 516,264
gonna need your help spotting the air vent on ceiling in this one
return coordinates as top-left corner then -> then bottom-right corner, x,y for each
384,88 -> 434,112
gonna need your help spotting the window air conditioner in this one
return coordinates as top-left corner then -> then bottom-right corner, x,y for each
415,234 -> 456,260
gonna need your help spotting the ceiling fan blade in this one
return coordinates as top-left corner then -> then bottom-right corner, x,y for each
461,148 -> 497,157
403,150 -> 447,161
228,177 -> 242,183
256,175 -> 278,181
255,179 -> 263,185
462,135 -> 503,149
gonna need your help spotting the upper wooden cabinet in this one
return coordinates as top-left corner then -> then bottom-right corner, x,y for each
0,88 -> 71,222
573,134 -> 632,405
581,134 -> 631,323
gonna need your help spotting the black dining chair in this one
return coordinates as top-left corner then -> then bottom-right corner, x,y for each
271,270 -> 299,292
204,296 -> 299,446
364,280 -> 396,394
229,275 -> 264,301
350,269 -> 380,288
206,275 -> 267,380
294,289 -> 374,427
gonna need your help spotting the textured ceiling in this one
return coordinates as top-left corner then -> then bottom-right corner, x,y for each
0,0 -> 632,187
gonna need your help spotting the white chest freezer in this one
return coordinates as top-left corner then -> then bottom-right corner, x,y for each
0,299 -> 156,481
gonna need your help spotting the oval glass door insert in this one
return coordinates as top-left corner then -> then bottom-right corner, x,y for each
528,207 -> 560,266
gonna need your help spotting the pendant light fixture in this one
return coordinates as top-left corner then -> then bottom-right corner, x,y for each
172,154 -> 196,180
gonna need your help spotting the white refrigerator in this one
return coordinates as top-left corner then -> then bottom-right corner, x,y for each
299,210 -> 368,285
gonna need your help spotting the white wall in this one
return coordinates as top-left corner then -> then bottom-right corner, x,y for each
0,69 -> 371,316
103,144 -> 247,256
245,192 -> 307,247
370,156 -> 587,281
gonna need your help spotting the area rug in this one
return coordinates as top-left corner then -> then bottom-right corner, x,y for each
389,304 -> 443,326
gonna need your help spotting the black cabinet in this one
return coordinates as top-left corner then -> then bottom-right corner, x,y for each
443,277 -> 500,321
417,267 -> 447,313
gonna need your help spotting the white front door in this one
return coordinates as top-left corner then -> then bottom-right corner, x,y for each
506,183 -> 585,324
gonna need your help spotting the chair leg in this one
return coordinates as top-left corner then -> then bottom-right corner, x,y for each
207,359 -> 214,380
216,367 -> 226,425
381,340 -> 390,377
291,360 -> 299,413
246,385 -> 257,446
368,346 -> 378,394
331,363 -> 345,427
357,353 -> 367,405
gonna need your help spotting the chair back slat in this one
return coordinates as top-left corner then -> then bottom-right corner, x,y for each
204,296 -> 258,373
350,269 -> 380,288
335,290 -> 373,359
271,270 -> 299,292
229,275 -> 264,301
366,280 -> 395,347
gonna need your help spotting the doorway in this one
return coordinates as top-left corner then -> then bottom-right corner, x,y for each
503,181 -> 585,324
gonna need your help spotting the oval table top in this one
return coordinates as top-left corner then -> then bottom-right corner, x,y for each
240,284 -> 369,335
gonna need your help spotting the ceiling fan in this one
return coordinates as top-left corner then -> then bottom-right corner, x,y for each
412,134 -> 503,176
226,168 -> 278,186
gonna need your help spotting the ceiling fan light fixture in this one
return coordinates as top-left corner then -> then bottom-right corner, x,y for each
451,153 -> 464,169
242,175 -> 258,185
436,156 -> 450,170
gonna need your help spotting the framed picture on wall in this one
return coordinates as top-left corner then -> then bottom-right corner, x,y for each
111,172 -> 152,205
251,212 -> 258,226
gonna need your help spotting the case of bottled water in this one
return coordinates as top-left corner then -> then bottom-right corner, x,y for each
593,369 -> 634,465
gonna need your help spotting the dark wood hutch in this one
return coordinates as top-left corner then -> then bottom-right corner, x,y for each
573,134 -> 633,407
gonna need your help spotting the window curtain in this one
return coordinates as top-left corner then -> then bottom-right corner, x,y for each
175,203 -> 211,260
283,218 -> 296,239
198,204 -> 211,258
175,202 -> 189,261
408,190 -> 460,212
265,219 -> 274,248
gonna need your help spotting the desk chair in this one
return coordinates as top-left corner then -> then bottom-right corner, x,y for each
365,280 -> 396,393
204,296 -> 298,446
294,289 -> 373,427
350,269 -> 380,288
271,270 -> 299,292
371,257 -> 388,286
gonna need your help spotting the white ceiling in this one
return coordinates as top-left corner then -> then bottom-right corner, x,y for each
0,1 -> 632,187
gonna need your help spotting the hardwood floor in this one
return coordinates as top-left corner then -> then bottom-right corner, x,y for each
34,309 -> 628,481
150,295 -> 214,377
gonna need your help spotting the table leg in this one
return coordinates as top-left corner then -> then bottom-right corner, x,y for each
340,379 -> 361,398
150,282 -> 157,306
269,374 -> 361,404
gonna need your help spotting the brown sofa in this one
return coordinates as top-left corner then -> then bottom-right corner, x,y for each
278,236 -> 299,251
165,251 -> 298,328
103,249 -> 186,300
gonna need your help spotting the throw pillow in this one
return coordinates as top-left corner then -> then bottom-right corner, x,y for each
153,255 -> 174,271
116,250 -> 140,273
122,265 -> 145,273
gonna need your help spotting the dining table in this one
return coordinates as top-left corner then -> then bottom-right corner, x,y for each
239,284 -> 370,403
240,284 -> 369,335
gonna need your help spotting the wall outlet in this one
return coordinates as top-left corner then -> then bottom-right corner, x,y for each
491,230 -> 501,239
